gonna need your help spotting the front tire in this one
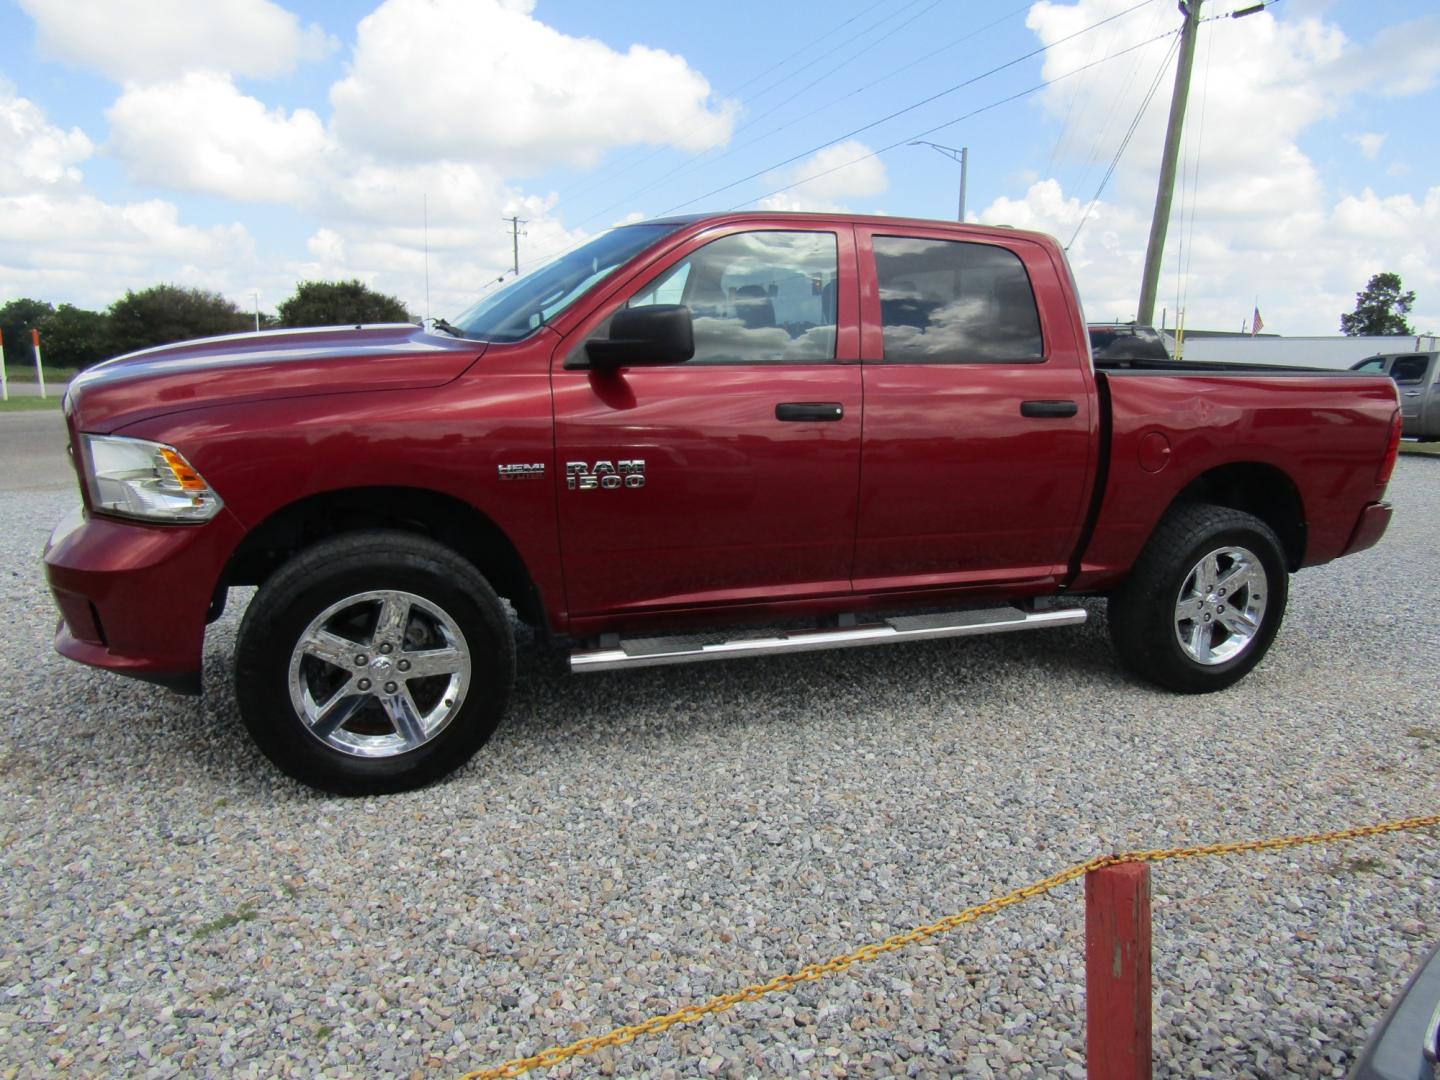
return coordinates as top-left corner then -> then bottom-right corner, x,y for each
235,530 -> 514,794
1108,503 -> 1288,693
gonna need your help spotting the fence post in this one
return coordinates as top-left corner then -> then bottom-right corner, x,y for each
31,328 -> 46,399
0,328 -> 8,401
1086,862 -> 1152,1080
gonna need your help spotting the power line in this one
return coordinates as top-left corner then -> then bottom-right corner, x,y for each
732,25 -> 1182,212
555,0 -> 952,233
1066,32 -> 1181,250
549,0 -> 933,219
1062,0 -> 1169,208
470,2 -> 1168,297
662,0 -> 1161,215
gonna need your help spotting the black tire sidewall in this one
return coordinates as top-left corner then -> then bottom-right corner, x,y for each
235,534 -> 514,795
1111,506 -> 1289,693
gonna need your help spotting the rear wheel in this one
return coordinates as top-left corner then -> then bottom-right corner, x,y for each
235,530 -> 514,794
1108,503 -> 1288,693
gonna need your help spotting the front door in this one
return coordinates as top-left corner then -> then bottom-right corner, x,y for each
851,226 -> 1096,593
552,225 -> 862,622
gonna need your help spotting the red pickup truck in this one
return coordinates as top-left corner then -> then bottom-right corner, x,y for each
44,212 -> 1402,794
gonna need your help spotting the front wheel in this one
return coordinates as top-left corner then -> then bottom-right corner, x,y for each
1108,503 -> 1289,693
235,530 -> 514,794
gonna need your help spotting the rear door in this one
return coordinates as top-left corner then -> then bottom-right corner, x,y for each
1420,354 -> 1440,439
551,224 -> 863,621
1390,354 -> 1432,436
851,226 -> 1097,593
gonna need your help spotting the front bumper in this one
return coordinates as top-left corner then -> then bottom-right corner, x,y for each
43,505 -> 242,694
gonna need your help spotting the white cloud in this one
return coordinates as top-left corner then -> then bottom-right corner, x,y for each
1317,16 -> 1440,98
0,84 -> 258,308
106,74 -> 331,202
329,0 -> 736,171
994,1 -> 1440,334
18,0 -> 336,82
1346,132 -> 1386,160
294,161 -> 592,317
0,191 -> 256,304
759,140 -> 889,213
0,78 -> 93,194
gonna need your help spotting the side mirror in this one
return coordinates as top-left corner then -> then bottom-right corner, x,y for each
583,304 -> 694,369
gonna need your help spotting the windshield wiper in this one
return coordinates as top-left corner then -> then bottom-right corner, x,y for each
431,317 -> 468,338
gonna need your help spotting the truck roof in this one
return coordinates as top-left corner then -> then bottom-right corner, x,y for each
629,210 -> 1051,246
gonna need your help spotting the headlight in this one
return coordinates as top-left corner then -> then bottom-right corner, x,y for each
80,435 -> 224,523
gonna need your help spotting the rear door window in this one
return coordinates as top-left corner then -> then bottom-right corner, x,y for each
872,236 -> 1043,363
1390,355 -> 1429,384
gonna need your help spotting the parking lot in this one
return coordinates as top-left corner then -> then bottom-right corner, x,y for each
1,418 -> 1437,1079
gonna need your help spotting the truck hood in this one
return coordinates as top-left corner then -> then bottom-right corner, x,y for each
67,324 -> 486,432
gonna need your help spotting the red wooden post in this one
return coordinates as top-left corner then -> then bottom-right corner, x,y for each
1086,862 -> 1152,1080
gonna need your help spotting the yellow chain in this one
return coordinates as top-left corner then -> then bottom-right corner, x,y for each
457,812 -> 1440,1080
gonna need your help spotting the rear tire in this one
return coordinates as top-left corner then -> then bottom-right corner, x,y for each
1108,503 -> 1288,693
235,530 -> 514,795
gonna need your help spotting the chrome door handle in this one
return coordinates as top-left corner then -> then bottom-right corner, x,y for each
1405,391 -> 1422,397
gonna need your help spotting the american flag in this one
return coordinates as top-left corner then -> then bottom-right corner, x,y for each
1251,306 -> 1264,336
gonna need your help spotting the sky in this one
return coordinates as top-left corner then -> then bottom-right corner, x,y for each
1,0 -> 1437,336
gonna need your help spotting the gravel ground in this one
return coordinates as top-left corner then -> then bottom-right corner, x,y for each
2,457 -> 1438,1079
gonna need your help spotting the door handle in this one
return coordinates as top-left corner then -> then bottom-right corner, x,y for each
776,402 -> 844,422
1020,400 -> 1079,418
1404,391 -> 1422,397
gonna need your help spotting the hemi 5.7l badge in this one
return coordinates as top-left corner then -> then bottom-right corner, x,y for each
567,459 -> 646,490
497,463 -> 546,480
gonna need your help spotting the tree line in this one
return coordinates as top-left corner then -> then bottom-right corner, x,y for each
1,280 -> 414,371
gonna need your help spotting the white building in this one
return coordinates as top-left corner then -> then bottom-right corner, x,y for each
1161,333 -> 1439,369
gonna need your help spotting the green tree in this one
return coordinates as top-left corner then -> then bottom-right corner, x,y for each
40,304 -> 111,370
0,298 -> 55,366
276,280 -> 415,328
105,285 -> 252,357
1341,272 -> 1416,336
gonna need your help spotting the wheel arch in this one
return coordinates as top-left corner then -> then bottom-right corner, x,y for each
222,486 -> 546,629
1167,462 -> 1306,571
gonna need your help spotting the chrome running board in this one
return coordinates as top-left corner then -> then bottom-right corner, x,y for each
569,605 -> 1086,674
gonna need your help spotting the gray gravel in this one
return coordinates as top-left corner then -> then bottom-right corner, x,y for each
2,451 -> 1438,1079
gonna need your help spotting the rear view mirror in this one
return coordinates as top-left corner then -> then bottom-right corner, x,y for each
583,304 -> 694,369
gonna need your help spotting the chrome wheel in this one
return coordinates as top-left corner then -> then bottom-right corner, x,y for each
1173,544 -> 1268,666
286,589 -> 471,758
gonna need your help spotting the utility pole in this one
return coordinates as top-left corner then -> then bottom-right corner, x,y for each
910,141 -> 969,222
1136,0 -> 1202,327
504,216 -> 528,277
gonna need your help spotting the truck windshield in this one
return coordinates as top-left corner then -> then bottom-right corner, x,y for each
448,224 -> 681,343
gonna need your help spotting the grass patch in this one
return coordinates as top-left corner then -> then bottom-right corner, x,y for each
3,365 -> 79,383
193,904 -> 257,941
1399,440 -> 1440,457
0,396 -> 62,412
315,1025 -> 335,1041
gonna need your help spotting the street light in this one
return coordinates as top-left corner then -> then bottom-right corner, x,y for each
910,140 -> 968,223
250,291 -> 260,332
